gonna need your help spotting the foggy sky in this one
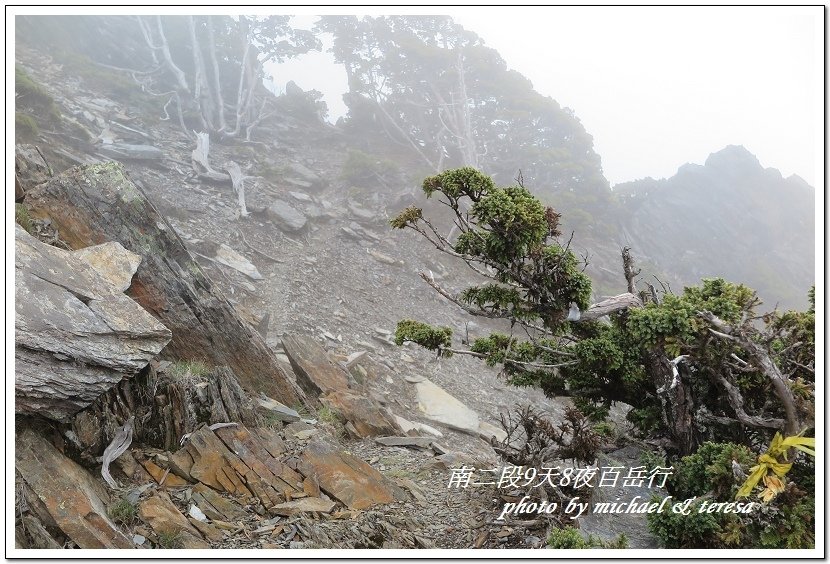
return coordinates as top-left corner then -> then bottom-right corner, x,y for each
269,7 -> 821,188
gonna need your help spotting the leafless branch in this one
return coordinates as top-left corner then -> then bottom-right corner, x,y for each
622,246 -> 640,294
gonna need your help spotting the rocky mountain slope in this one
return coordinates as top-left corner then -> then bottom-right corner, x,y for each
13,16 -> 814,552
14,40 -> 655,551
612,145 -> 814,310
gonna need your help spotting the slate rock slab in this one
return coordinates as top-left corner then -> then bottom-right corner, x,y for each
299,440 -> 405,510
414,379 -> 481,435
15,225 -> 171,421
283,334 -> 349,397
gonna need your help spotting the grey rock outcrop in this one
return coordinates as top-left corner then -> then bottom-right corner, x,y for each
15,225 -> 171,421
25,162 -> 305,407
287,162 -> 326,191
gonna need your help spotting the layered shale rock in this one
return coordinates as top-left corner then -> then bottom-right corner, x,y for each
15,225 -> 171,421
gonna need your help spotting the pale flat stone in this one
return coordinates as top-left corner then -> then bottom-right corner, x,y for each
213,244 -> 263,281
413,421 -> 444,438
267,199 -> 307,232
478,421 -> 508,443
289,191 -> 313,202
74,241 -> 141,292
257,396 -> 301,423
394,415 -> 417,434
367,248 -> 398,265
394,415 -> 444,438
414,379 -> 480,434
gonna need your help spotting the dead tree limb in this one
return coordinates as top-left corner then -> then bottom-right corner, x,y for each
151,16 -> 190,94
101,416 -> 134,488
205,16 -> 228,132
622,246 -> 640,295
581,293 -> 644,321
707,371 -> 786,430
224,162 -> 249,218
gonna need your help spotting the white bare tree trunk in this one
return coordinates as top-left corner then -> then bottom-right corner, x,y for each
224,162 -> 249,218
191,132 -> 230,182
153,16 -> 190,94
187,16 -> 211,131
206,16 -> 228,132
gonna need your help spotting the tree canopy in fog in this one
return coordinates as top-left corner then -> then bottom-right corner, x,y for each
135,15 -> 320,139
318,15 -> 608,204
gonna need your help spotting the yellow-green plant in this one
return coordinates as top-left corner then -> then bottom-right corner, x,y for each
736,432 -> 815,501
317,404 -> 341,425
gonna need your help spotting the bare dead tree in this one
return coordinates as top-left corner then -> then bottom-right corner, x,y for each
134,15 -> 311,141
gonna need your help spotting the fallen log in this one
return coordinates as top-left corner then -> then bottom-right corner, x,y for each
26,161 -> 305,407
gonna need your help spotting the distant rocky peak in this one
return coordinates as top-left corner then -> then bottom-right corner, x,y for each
703,145 -> 763,176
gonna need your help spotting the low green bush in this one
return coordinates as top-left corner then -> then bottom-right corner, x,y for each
547,526 -> 592,549
15,203 -> 33,233
669,442 -> 754,500
547,526 -> 628,549
647,441 -> 815,548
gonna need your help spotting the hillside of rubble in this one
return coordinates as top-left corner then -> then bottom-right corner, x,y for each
13,15 -> 814,552
14,37 -> 664,551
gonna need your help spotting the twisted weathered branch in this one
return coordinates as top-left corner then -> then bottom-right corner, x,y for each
699,310 -> 801,436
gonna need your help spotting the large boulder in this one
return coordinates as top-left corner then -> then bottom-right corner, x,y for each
412,379 -> 507,441
73,241 -> 142,292
282,334 -> 349,397
15,225 -> 171,421
25,162 -> 305,406
286,162 -> 326,192
320,389 -> 402,438
413,378 -> 481,435
15,144 -> 53,193
138,492 -> 209,549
